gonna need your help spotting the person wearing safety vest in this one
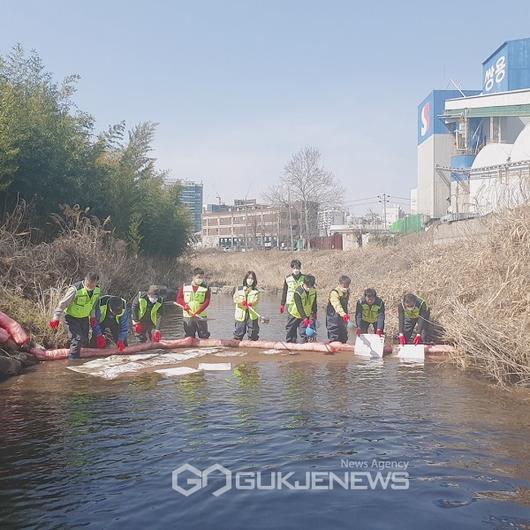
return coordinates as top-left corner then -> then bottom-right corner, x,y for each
233,271 -> 260,341
91,295 -> 129,351
280,259 -> 305,316
355,288 -> 385,337
399,293 -> 430,345
131,285 -> 163,343
326,275 -> 351,343
289,274 -> 317,343
176,267 -> 211,339
49,272 -> 101,359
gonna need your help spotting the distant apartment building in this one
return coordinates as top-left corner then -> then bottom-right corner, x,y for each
317,208 -> 346,236
202,199 -> 315,249
166,179 -> 203,234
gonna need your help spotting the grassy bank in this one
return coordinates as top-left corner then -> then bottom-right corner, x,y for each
192,206 -> 530,387
0,205 -> 191,349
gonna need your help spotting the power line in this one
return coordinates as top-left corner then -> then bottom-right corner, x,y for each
343,194 -> 410,205
343,196 -> 379,204
388,195 -> 411,201
343,201 -> 381,206
377,194 -> 390,229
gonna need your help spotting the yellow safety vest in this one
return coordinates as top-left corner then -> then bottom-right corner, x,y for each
138,296 -> 162,326
285,274 -> 305,312
403,298 -> 427,320
65,283 -> 101,319
327,288 -> 349,317
290,287 -> 316,319
183,284 -> 208,317
99,297 -> 126,324
359,298 -> 383,324
233,287 -> 260,322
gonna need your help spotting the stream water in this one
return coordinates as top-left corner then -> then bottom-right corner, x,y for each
0,295 -> 529,529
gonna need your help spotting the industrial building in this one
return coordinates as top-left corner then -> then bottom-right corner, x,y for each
415,37 -> 530,220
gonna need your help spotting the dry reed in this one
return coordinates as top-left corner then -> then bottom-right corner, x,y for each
0,203 -> 191,348
193,206 -> 530,386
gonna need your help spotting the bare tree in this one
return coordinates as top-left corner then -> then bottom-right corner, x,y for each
266,146 -> 343,248
265,182 -> 295,248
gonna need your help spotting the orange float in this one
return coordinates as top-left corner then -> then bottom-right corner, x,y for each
0,311 -> 30,345
31,337 -> 454,360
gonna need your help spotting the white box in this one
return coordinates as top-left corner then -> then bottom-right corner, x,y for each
155,367 -> 201,377
398,345 -> 425,362
354,334 -> 385,358
198,362 -> 232,371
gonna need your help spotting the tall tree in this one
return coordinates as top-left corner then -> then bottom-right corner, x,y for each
267,146 -> 343,247
0,44 -> 191,256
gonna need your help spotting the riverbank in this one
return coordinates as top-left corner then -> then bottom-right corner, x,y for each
1,204 -> 528,386
0,205 -> 191,379
192,206 -> 530,387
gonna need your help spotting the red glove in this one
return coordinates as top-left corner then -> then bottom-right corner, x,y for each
413,334 -> 422,345
117,340 -> 126,352
90,317 -> 97,328
152,330 -> 161,342
342,314 -> 350,323
241,300 -> 248,308
280,304 -> 285,314
49,319 -> 60,330
96,335 -> 107,349
134,322 -> 143,334
183,303 -> 191,313
246,302 -> 252,308
399,333 -> 407,346
376,329 -> 383,337
355,327 -> 362,336
303,318 -> 311,327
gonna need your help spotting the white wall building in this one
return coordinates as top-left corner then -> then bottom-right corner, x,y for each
317,208 -> 346,235
417,90 -> 481,219
415,38 -> 530,219
385,204 -> 405,226
410,188 -> 418,214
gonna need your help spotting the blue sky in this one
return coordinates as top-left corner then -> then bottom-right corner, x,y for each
2,0 -> 529,213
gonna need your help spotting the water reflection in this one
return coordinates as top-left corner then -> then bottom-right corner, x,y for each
0,295 -> 529,529
229,363 -> 262,442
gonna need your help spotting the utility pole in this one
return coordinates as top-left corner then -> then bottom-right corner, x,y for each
277,207 -> 281,249
244,201 -> 248,251
378,193 -> 390,229
242,187 -> 250,251
288,187 -> 294,250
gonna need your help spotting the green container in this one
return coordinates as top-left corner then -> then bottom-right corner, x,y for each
390,214 -> 425,235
